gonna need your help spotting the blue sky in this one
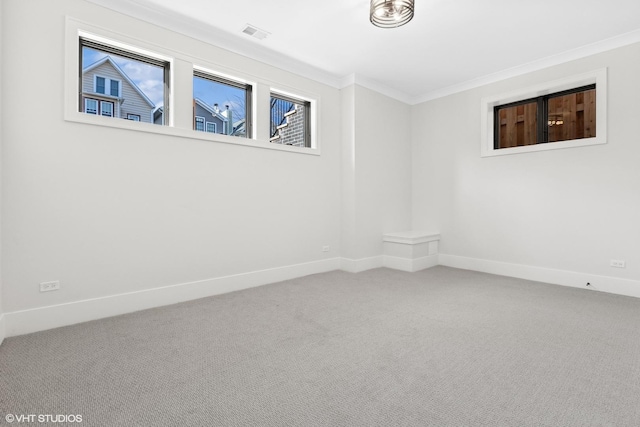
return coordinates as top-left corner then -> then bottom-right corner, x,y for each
193,77 -> 246,121
83,47 -> 246,120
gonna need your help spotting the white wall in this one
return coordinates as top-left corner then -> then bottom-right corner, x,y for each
412,42 -> 640,293
341,84 -> 412,266
1,0 -> 342,331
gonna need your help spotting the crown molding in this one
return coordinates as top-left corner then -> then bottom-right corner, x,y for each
84,0 -> 344,89
340,73 -> 414,104
410,28 -> 640,105
84,0 -> 640,107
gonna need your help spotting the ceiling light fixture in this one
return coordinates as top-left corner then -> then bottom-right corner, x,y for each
370,0 -> 415,28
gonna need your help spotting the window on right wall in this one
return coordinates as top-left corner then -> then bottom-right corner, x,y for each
481,69 -> 606,157
494,84 -> 596,149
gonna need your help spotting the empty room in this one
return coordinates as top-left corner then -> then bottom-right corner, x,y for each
1,0 -> 640,425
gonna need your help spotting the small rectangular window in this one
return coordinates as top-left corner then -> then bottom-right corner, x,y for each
195,116 -> 205,132
85,98 -> 98,115
110,80 -> 120,97
494,84 -> 595,149
100,101 -> 114,117
95,76 -> 106,94
80,38 -> 169,125
193,70 -> 252,137
270,93 -> 311,148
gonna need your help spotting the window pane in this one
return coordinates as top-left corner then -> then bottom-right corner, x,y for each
110,80 -> 119,97
96,76 -> 105,94
101,101 -> 113,117
81,44 -> 166,125
270,94 -> 310,148
547,88 -> 596,143
496,102 -> 537,149
85,99 -> 98,114
193,74 -> 250,137
195,116 -> 204,132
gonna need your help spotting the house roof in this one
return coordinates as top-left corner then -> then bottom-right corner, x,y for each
83,56 -> 155,108
194,98 -> 229,122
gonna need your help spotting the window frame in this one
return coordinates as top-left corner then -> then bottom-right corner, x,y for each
194,116 -> 205,132
205,122 -> 216,133
481,69 -> 607,157
269,90 -> 312,149
84,98 -> 98,115
65,19 -> 321,156
100,100 -> 114,117
79,36 -> 170,125
127,114 -> 141,121
193,69 -> 253,139
92,75 -> 121,98
493,84 -> 596,149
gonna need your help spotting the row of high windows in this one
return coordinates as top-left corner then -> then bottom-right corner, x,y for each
80,37 -> 311,148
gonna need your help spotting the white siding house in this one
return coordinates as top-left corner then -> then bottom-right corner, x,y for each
81,56 -> 155,123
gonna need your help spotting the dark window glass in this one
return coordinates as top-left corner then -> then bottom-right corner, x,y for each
494,85 -> 595,149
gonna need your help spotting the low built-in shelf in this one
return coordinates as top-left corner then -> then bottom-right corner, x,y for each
382,231 -> 440,272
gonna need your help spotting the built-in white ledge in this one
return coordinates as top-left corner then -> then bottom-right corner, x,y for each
382,231 -> 440,272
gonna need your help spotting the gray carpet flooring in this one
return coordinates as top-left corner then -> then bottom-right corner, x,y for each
2,266 -> 640,426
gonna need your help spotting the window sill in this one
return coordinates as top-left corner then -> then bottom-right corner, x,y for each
481,136 -> 606,157
64,112 -> 321,156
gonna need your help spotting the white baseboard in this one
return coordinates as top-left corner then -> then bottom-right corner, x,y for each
383,254 -> 438,272
340,256 -> 384,273
4,257 -> 342,338
0,314 -> 5,346
439,254 -> 640,299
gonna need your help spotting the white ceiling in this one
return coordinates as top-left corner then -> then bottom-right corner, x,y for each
88,0 -> 640,104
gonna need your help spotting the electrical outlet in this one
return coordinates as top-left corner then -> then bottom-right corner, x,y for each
322,246 -> 330,252
610,259 -> 626,268
40,280 -> 60,292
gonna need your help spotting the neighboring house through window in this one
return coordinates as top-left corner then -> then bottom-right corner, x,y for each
193,98 -> 230,135
192,70 -> 252,137
80,38 -> 168,124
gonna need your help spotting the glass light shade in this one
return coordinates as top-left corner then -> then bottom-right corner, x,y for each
370,0 -> 415,28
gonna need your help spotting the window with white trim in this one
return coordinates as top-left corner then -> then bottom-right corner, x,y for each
100,101 -> 114,117
481,69 -> 607,157
195,116 -> 205,132
80,37 -> 169,125
67,22 -> 321,154
84,98 -> 98,115
93,75 -> 120,97
84,98 -> 114,116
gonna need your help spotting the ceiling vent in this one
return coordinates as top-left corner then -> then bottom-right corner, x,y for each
242,24 -> 269,40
